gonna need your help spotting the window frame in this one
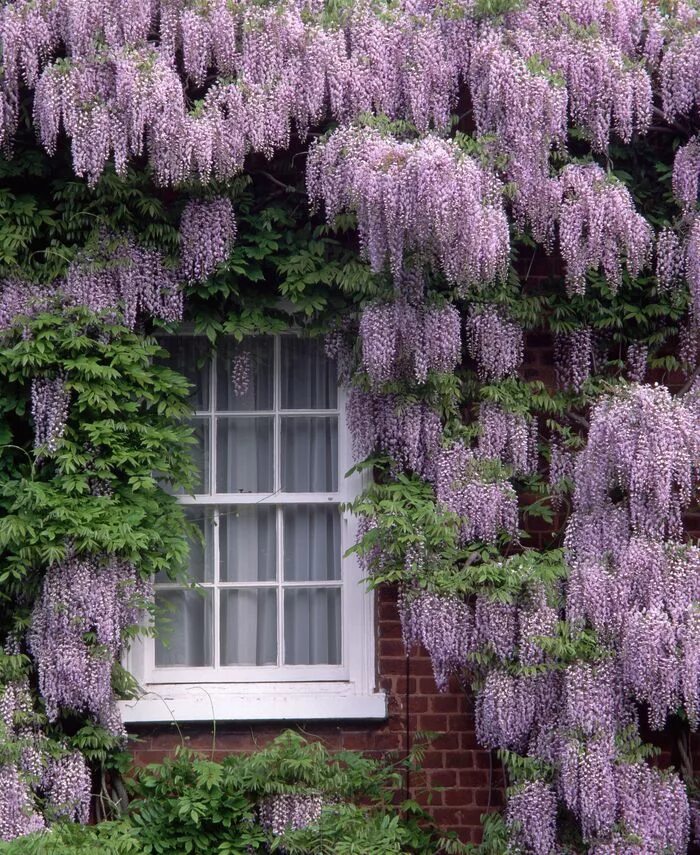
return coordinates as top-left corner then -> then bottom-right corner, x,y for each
121,332 -> 384,723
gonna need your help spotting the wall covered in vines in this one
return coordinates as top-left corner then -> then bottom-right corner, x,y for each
0,0 -> 700,851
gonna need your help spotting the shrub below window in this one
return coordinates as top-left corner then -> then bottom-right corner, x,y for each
0,731 -> 473,855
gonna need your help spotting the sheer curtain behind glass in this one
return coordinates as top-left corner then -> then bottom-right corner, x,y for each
154,335 -> 342,674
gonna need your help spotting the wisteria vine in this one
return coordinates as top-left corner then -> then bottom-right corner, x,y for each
3,0 -> 700,851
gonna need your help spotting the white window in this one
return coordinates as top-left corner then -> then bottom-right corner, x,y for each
120,334 -> 384,723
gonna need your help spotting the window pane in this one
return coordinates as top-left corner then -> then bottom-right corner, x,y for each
284,588 -> 341,665
220,506 -> 277,582
158,336 -> 210,411
156,506 -> 214,583
217,417 -> 273,493
189,418 -> 210,494
283,507 -> 340,581
155,590 -> 213,667
221,589 -> 277,665
281,417 -> 338,492
217,336 -> 273,412
281,337 -> 337,410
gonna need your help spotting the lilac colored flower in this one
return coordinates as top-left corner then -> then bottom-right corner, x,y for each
476,670 -> 535,752
307,128 -> 509,286
559,164 -> 652,294
43,751 -> 91,824
0,764 -> 45,842
28,555 -> 152,734
477,403 -> 537,476
554,327 -> 594,391
259,793 -> 326,836
506,780 -> 557,855
473,596 -> 518,662
465,305 -> 523,382
359,299 -> 461,386
232,351 -> 251,398
435,442 -> 519,544
179,198 -> 236,282
346,389 -> 443,480
31,374 -> 70,453
399,590 -> 473,691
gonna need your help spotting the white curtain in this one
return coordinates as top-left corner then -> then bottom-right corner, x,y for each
157,334 -> 343,670
283,507 -> 340,581
155,590 -> 213,667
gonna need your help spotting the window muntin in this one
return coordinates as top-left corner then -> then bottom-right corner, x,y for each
153,335 -> 346,681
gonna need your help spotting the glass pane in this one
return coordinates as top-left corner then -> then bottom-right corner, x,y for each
158,335 -> 210,411
281,337 -> 337,410
220,506 -> 277,582
156,507 -> 214,583
189,418 -> 210,494
283,507 -> 340,581
216,336 -> 273,412
154,589 -> 213,667
216,417 -> 273,493
284,588 -> 341,665
221,589 -> 277,666
281,417 -> 338,492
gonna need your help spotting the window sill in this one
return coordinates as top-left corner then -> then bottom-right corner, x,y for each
119,682 -> 387,724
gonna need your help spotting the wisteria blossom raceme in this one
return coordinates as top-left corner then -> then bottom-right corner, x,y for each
307,127 -> 510,286
28,555 -> 152,733
476,670 -> 535,751
558,163 -> 652,294
0,765 -> 45,842
477,403 -> 537,476
359,299 -> 461,385
434,442 -> 519,544
31,375 -> 70,453
465,305 -> 524,382
473,596 -> 518,663
42,751 -> 91,824
231,350 -> 252,398
346,388 -> 442,480
548,437 -> 575,506
554,327 -> 594,391
398,590 -> 473,691
574,385 -> 700,539
179,197 -> 236,282
656,227 -> 685,292
0,241 -> 182,335
505,780 -> 557,855
625,342 -> 648,382
468,30 -> 566,246
259,793 -> 326,836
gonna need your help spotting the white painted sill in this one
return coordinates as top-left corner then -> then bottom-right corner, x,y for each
119,682 -> 387,724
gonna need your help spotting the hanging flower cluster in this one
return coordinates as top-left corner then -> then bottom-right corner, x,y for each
554,327 -> 594,391
0,237 -> 183,336
558,164 -> 653,294
398,591 -> 473,691
434,442 -> 519,544
0,661 -> 91,838
359,299 -> 461,386
505,780 -> 558,855
346,389 -> 442,481
31,374 -> 70,454
28,555 -> 152,734
465,305 -> 524,382
179,197 -> 237,282
259,793 -> 327,837
307,127 -> 510,286
477,403 -> 538,476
